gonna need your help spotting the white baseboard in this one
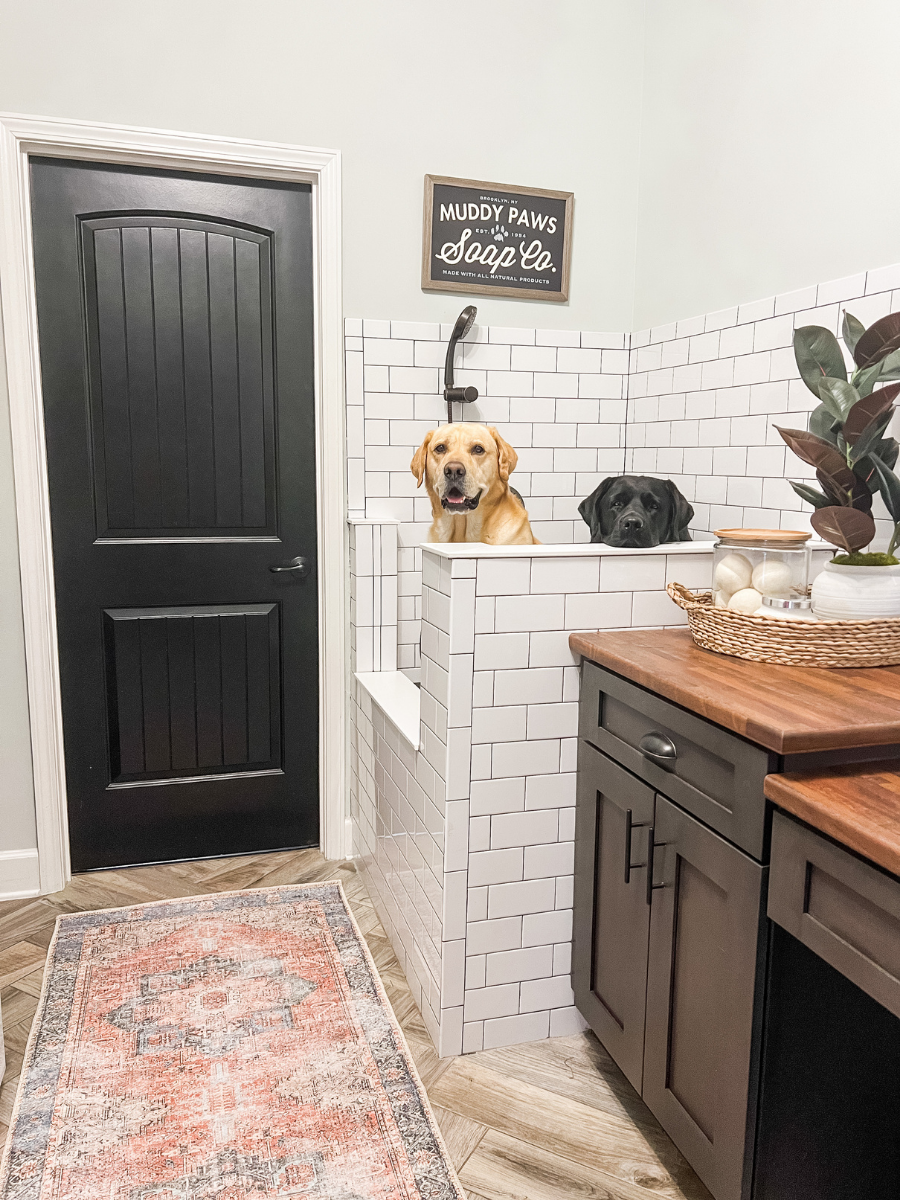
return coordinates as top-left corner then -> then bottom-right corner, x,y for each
0,848 -> 40,900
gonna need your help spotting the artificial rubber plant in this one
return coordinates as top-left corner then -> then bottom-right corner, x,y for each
776,310 -> 900,562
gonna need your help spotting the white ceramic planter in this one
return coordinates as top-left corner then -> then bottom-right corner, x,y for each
811,562 -> 900,621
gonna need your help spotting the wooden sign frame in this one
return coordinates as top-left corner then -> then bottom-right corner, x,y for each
422,174 -> 573,303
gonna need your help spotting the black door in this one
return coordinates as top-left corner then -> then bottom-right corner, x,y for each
29,157 -> 319,871
573,741 -> 653,1093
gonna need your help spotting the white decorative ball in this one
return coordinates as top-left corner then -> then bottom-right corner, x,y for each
751,559 -> 793,596
728,587 -> 763,614
714,553 -> 753,596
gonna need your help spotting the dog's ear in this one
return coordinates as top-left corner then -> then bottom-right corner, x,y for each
410,431 -> 434,487
489,428 -> 518,482
663,479 -> 694,542
578,478 -> 615,540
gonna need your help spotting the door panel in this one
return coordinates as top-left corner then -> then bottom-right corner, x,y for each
30,157 -> 318,869
643,795 -> 766,1200
104,605 -> 280,782
82,216 -> 277,539
573,741 -> 653,1092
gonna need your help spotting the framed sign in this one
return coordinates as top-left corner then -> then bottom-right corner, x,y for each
422,174 -> 573,302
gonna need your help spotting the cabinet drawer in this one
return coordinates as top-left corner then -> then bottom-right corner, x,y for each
769,812 -> 900,1020
579,660 -> 775,858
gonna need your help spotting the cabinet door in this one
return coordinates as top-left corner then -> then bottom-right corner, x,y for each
643,796 -> 766,1200
573,741 -> 654,1092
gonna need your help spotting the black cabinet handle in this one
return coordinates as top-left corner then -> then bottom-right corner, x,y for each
269,555 -> 311,577
646,829 -> 670,905
639,731 -> 677,769
624,807 -> 649,884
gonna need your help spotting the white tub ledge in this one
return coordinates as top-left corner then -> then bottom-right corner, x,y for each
354,670 -> 420,749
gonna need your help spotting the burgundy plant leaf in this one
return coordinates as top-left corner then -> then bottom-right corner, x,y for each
843,384 -> 900,443
815,469 -> 873,513
776,426 -> 859,503
853,313 -> 900,368
810,506 -> 876,554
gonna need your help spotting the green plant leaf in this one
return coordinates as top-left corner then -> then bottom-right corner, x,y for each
853,313 -> 900,368
852,360 -> 886,397
817,377 -> 859,421
810,506 -> 876,554
775,426 -> 859,504
842,310 -> 866,356
869,452 -> 900,522
843,384 -> 900,443
848,407 -> 893,464
878,436 -> 900,471
808,403 -> 841,444
789,481 -> 834,509
872,346 -> 900,381
793,325 -> 847,394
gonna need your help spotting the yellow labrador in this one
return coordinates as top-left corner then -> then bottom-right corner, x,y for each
410,423 -> 538,544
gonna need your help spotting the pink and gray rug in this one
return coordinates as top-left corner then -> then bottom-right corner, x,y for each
0,882 -> 463,1200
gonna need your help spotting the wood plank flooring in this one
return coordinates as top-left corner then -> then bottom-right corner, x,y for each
0,849 -> 710,1199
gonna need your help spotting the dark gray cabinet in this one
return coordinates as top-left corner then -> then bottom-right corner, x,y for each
575,652 -> 900,1200
573,741 -> 653,1092
644,796 -> 766,1200
575,662 -> 775,1200
574,739 -> 765,1200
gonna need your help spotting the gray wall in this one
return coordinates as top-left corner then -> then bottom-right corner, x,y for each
633,0 -> 900,329
4,0 -> 900,858
0,0 -> 644,855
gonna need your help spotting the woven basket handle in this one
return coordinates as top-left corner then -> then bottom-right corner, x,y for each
667,581 -> 698,609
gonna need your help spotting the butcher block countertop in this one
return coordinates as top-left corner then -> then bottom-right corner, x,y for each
568,628 -> 900,754
765,764 -> 900,878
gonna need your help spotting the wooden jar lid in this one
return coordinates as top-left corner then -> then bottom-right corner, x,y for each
714,528 -> 812,544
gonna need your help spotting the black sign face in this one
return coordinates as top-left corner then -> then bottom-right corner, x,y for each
422,176 -> 573,302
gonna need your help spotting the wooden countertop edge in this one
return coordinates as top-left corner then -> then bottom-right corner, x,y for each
568,632 -> 900,755
765,772 -> 900,878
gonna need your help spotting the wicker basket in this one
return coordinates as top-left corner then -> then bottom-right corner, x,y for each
667,582 -> 900,668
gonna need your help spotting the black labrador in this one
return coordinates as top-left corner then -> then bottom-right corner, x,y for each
578,476 -> 694,547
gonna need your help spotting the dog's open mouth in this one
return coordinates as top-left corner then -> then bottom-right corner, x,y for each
441,487 -> 482,512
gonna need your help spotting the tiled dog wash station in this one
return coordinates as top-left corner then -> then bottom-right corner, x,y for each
339,263 -> 900,1054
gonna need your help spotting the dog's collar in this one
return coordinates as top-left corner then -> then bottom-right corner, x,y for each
441,488 -> 483,512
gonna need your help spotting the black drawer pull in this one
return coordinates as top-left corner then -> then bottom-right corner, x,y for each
646,829 -> 670,905
624,808 -> 649,884
639,731 -> 677,768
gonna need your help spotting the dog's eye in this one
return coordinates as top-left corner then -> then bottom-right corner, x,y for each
471,445 -> 485,455
433,443 -> 447,454
611,498 -> 624,508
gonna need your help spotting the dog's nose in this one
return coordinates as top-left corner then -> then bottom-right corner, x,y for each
444,461 -> 466,481
622,515 -> 644,532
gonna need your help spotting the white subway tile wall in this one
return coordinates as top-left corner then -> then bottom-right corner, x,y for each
347,264 -> 900,677
348,520 -> 398,673
626,270 -> 898,545
347,261 -> 900,1055
345,319 -> 629,681
350,544 -> 713,1055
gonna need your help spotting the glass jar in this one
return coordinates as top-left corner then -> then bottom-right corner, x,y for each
712,529 -> 811,614
756,595 -> 817,622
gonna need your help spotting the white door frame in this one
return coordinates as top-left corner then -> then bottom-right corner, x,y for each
0,113 -> 347,893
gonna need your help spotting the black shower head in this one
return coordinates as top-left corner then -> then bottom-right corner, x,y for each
444,307 -> 479,426
451,305 -> 477,343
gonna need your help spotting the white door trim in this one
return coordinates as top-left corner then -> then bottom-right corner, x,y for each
0,113 -> 346,893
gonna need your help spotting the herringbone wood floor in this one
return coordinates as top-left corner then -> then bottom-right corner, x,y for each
0,849 -> 709,1200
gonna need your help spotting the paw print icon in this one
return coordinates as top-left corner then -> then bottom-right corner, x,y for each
490,224 -> 507,243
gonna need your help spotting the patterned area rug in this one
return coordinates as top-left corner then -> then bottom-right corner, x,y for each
0,882 -> 464,1200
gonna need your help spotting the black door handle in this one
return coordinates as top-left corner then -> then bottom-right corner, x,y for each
624,808 -> 649,884
646,829 -> 670,905
269,555 -> 311,577
639,731 -> 677,769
